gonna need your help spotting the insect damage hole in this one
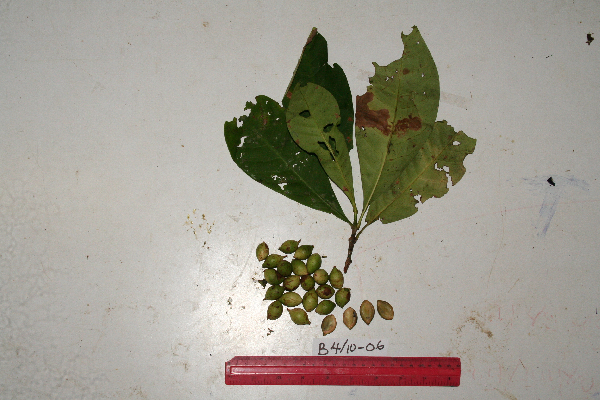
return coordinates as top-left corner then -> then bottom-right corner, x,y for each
323,123 -> 334,133
299,110 -> 311,118
237,136 -> 247,147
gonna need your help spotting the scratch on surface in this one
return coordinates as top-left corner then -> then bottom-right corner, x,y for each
524,175 -> 589,237
494,387 -> 518,400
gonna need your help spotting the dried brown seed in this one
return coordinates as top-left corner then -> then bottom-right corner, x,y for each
321,315 -> 337,336
343,307 -> 357,330
377,300 -> 394,320
360,300 -> 375,325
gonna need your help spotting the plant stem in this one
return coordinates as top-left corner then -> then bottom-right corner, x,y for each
343,218 -> 377,273
343,225 -> 358,273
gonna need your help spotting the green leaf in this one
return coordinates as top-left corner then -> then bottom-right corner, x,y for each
283,28 -> 354,150
286,83 -> 355,207
366,120 -> 477,224
356,26 -> 441,218
224,95 -> 349,223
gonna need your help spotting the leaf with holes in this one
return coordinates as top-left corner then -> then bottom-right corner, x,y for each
224,95 -> 349,223
355,26 -> 475,224
286,82 -> 355,209
282,28 -> 354,150
366,120 -> 476,224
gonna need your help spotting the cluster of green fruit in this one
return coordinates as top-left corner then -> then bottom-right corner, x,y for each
257,240 -> 394,336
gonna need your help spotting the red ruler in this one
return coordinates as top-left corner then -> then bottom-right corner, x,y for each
225,356 -> 460,386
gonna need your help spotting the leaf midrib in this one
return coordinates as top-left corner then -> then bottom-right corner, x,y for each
256,115 -> 349,223
367,124 -> 457,224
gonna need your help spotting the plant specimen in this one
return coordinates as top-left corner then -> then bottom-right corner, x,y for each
225,26 -> 476,273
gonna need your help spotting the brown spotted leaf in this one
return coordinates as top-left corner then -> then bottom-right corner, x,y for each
355,26 -> 441,221
366,120 -> 476,224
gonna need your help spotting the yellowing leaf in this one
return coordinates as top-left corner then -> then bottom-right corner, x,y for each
356,26 -> 441,219
366,121 -> 476,224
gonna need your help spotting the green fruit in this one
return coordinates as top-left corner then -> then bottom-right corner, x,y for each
306,253 -> 322,274
335,288 -> 351,308
315,300 -> 336,315
276,260 -> 293,276
264,269 -> 284,285
283,275 -> 301,291
288,308 -> 310,325
302,289 -> 318,312
264,254 -> 285,268
377,300 -> 394,320
329,266 -> 344,289
279,292 -> 303,307
294,245 -> 314,260
264,285 -> 284,300
313,269 -> 329,285
343,307 -> 357,330
316,284 -> 334,299
360,300 -> 375,325
279,239 -> 300,254
300,275 -> 315,291
267,300 -> 283,320
256,242 -> 269,261
321,314 -> 337,336
291,259 -> 308,276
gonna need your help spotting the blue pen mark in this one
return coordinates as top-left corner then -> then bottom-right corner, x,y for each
524,175 -> 589,237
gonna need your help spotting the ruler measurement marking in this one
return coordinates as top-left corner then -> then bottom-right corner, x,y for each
226,356 -> 460,386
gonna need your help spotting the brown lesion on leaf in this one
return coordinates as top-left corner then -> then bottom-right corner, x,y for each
402,68 -> 410,75
393,115 -> 421,136
355,91 -> 391,135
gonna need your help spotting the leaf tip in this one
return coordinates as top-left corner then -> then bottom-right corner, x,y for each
306,28 -> 318,44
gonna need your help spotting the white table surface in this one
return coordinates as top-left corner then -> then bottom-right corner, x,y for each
2,1 -> 599,398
